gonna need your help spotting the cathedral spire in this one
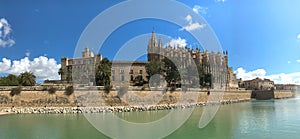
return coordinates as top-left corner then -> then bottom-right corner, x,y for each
151,28 -> 156,45
158,38 -> 162,48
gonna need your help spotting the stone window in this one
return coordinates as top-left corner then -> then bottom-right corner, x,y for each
120,69 -> 124,74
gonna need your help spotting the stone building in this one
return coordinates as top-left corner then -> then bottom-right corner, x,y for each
60,47 -> 102,84
275,84 -> 299,91
111,61 -> 147,86
240,77 -> 275,90
60,29 -> 238,88
147,29 -> 238,89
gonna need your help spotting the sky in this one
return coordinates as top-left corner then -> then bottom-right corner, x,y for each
0,0 -> 300,84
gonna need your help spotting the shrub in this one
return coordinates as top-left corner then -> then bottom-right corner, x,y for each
104,85 -> 111,94
170,86 -> 176,93
10,87 -> 22,97
64,86 -> 74,96
48,87 -> 57,95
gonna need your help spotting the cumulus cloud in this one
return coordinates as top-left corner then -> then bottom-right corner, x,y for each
0,18 -> 15,47
180,15 -> 206,31
235,68 -> 266,80
296,60 -> 300,63
0,58 -> 11,73
165,37 -> 187,48
297,34 -> 300,39
0,56 -> 61,80
193,5 -> 208,15
235,67 -> 300,85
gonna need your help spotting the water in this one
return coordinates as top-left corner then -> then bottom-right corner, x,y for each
1,98 -> 300,139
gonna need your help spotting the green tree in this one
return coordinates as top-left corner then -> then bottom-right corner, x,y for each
145,61 -> 164,81
96,58 -> 111,86
0,74 -> 20,86
163,57 -> 181,87
18,71 -> 36,86
58,68 -> 63,76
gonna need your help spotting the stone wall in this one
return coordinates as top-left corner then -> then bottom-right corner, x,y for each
274,90 -> 293,99
0,90 -> 252,107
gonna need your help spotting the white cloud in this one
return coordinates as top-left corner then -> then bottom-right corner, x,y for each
0,58 -> 11,73
0,18 -> 15,47
0,56 -> 61,80
25,51 -> 30,57
193,5 -> 208,15
235,67 -> 300,85
288,61 -> 291,64
296,60 -> 300,63
165,37 -> 187,48
180,15 -> 206,31
297,34 -> 300,39
235,68 -> 266,80
215,0 -> 226,3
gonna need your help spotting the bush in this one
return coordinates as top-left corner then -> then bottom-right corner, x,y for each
64,86 -> 74,96
48,87 -> 57,95
104,85 -> 111,94
10,87 -> 22,97
170,86 -> 176,93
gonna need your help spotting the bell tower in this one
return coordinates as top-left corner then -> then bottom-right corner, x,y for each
148,28 -> 158,62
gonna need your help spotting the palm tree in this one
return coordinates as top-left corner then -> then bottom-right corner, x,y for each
18,71 -> 36,86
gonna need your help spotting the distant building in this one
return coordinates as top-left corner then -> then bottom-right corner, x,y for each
240,77 -> 275,90
275,84 -> 299,91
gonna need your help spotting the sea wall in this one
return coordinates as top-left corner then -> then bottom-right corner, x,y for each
0,89 -> 292,114
251,90 -> 293,100
274,90 -> 293,99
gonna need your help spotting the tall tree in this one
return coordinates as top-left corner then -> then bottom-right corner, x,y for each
163,57 -> 181,87
18,71 -> 36,86
145,61 -> 164,80
96,58 -> 111,86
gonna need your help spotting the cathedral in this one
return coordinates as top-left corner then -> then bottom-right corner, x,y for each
147,29 -> 238,89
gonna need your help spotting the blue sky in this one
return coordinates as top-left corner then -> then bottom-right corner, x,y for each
0,0 -> 300,84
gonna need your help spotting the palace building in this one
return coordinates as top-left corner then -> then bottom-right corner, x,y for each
60,29 -> 238,89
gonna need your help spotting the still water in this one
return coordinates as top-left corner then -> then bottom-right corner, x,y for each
1,98 -> 300,139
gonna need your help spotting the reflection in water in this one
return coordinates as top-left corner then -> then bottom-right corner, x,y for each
1,98 -> 300,139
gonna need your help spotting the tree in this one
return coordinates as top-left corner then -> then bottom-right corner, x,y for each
58,68 -> 63,76
0,74 -> 20,86
18,72 -> 36,86
163,57 -> 181,87
145,61 -> 164,81
96,58 -> 111,86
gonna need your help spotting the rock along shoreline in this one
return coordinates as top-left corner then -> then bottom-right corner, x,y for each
0,99 -> 250,114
